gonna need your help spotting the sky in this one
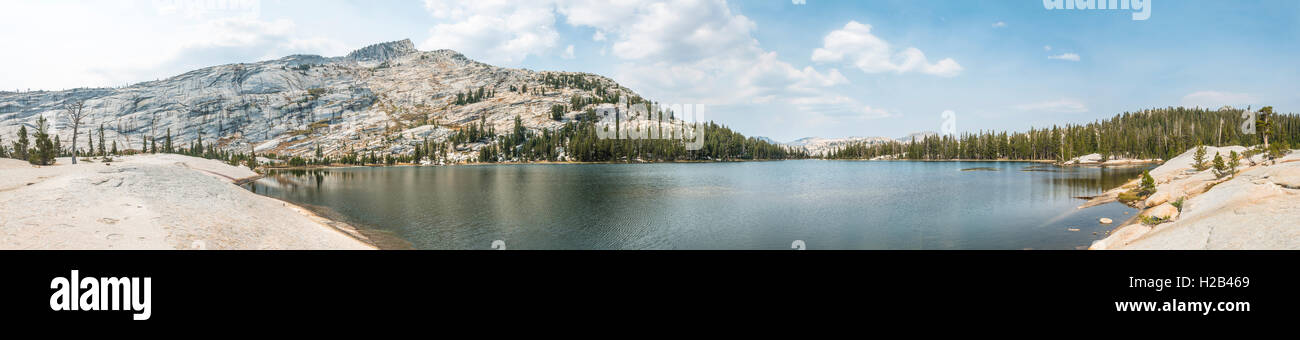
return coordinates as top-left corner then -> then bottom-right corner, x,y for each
1,0 -> 1297,142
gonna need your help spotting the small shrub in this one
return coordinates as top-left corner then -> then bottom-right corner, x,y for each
1140,215 -> 1166,226
307,87 -> 327,100
1139,170 -> 1156,196
1267,141 -> 1291,162
1243,147 -> 1261,166
550,104 -> 565,121
1118,190 -> 1145,204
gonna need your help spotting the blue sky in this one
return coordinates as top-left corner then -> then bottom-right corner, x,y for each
2,0 -> 1296,141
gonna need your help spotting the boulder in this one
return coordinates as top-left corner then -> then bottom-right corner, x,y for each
1144,191 -> 1170,207
1090,224 -> 1151,250
1099,218 -> 1113,224
1142,203 -> 1180,221
1070,153 -> 1103,164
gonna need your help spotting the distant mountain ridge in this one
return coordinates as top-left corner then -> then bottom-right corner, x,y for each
896,131 -> 939,143
345,39 -> 419,62
781,132 -> 937,156
0,39 -> 650,160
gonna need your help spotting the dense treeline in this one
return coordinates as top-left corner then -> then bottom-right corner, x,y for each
529,73 -> 641,108
453,86 -> 494,105
9,106 -> 1292,168
466,113 -> 807,163
827,107 -> 1298,162
0,120 -> 264,170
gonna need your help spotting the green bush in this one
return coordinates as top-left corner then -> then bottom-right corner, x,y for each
1267,141 -> 1291,161
550,104 -> 565,121
1140,215 -> 1166,226
307,87 -> 327,100
1118,190 -> 1144,203
1139,170 -> 1156,196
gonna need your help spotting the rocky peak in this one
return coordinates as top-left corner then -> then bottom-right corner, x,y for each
0,39 -> 648,160
427,49 -> 470,62
346,39 -> 418,62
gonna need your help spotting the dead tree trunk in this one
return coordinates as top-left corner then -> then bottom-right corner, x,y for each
63,100 -> 88,164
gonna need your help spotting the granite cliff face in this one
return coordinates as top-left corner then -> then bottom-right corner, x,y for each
780,131 -> 942,156
785,136 -> 895,156
0,39 -> 642,159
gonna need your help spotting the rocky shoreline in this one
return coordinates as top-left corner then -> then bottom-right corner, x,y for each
0,154 -> 375,250
1089,146 -> 1300,250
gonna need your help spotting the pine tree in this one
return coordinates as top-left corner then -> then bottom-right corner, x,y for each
13,124 -> 29,161
1258,106 -> 1274,151
247,150 -> 259,171
89,129 -> 98,157
28,116 -> 56,165
1212,152 -> 1229,179
97,124 -> 106,157
1140,170 -> 1156,196
413,143 -> 423,164
164,129 -> 173,153
1192,145 -> 1208,171
1227,150 -> 1241,178
551,105 -> 565,121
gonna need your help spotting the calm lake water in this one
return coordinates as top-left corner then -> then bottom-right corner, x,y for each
245,161 -> 1152,250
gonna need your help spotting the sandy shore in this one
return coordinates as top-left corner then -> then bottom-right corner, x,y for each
0,154 -> 375,250
1090,146 -> 1300,250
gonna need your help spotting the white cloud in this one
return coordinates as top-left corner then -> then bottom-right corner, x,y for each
1014,99 -> 1089,113
1044,45 -> 1052,51
559,0 -> 762,63
562,45 -> 576,59
992,21 -> 1007,28
1048,53 -> 1081,62
1181,91 -> 1257,108
418,0 -> 849,112
540,0 -> 849,114
0,2 -> 346,90
784,96 -> 897,127
811,21 -> 962,77
861,106 -> 897,119
420,1 -> 559,65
